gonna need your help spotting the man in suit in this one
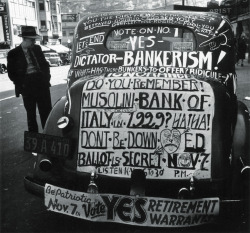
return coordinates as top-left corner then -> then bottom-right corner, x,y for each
7,26 -> 52,132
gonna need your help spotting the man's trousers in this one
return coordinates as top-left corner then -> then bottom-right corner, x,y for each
22,87 -> 52,132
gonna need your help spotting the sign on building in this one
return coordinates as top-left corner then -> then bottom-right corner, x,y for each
61,14 -> 78,22
0,2 -> 10,43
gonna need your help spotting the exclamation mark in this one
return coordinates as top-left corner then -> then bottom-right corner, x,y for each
200,82 -> 204,92
207,114 -> 211,131
215,51 -> 226,70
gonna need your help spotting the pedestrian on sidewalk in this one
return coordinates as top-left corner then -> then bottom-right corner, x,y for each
237,35 -> 247,67
7,26 -> 52,132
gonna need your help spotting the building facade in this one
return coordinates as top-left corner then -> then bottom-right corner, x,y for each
1,0 -> 62,48
61,13 -> 78,48
5,0 -> 40,48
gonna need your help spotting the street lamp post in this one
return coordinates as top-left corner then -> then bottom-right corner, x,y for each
67,39 -> 71,58
67,39 -> 71,49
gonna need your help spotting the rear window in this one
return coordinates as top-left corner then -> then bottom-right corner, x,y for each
106,26 -> 196,52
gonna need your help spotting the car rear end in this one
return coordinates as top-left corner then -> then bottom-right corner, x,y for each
24,11 -> 249,228
44,52 -> 62,66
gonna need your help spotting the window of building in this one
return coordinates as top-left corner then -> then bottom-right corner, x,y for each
39,0 -> 45,10
19,4 -> 24,16
62,30 -> 66,36
14,3 -> 20,17
51,1 -> 56,11
69,30 -> 74,36
25,1 -> 36,19
41,20 -> 46,30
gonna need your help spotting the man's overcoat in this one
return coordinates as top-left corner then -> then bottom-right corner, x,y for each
7,44 -> 51,97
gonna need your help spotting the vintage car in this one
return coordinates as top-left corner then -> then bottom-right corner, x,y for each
44,52 -> 62,66
0,50 -> 8,74
58,52 -> 71,65
24,11 -> 250,229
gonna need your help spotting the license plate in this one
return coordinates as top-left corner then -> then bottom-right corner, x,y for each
24,131 -> 72,158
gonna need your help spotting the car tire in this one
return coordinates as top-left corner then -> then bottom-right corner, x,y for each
58,61 -> 61,66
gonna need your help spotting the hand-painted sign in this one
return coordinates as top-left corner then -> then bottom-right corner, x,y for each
45,184 -> 220,227
77,73 -> 214,179
70,16 -> 235,91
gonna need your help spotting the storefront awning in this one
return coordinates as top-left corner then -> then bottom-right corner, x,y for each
45,44 -> 71,53
40,45 -> 52,52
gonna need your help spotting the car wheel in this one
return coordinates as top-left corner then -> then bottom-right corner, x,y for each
58,61 -> 61,66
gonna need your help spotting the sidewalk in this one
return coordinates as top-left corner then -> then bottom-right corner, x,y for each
0,71 -> 13,93
235,61 -> 250,110
0,66 -> 68,93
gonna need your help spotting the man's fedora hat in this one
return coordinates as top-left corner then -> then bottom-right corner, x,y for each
18,26 -> 41,39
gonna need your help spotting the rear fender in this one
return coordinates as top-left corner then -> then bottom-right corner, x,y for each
32,96 -> 68,184
43,96 -> 67,136
232,101 -> 250,164
231,101 -> 250,197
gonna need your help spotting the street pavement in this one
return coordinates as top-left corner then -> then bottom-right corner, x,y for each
0,68 -> 69,233
0,65 -> 69,94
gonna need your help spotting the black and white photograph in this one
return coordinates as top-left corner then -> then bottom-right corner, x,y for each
0,0 -> 249,233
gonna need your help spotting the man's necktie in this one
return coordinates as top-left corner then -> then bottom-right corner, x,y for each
28,48 -> 40,70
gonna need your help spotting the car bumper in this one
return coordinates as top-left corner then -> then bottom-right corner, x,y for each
24,176 -> 247,228
24,176 -> 44,197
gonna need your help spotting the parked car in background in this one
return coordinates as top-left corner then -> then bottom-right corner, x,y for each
0,50 -> 8,74
0,63 -> 7,74
44,52 -> 62,66
58,52 -> 70,65
24,10 -> 250,230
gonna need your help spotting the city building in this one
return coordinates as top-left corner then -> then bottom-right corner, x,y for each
1,0 -> 65,50
4,0 -> 40,48
0,2 -> 10,47
61,13 -> 79,48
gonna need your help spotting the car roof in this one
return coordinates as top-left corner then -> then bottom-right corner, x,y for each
44,52 -> 59,55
